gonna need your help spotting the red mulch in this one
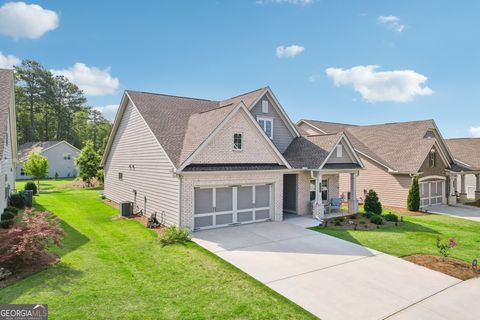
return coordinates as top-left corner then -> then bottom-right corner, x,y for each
0,253 -> 59,289
403,254 -> 479,280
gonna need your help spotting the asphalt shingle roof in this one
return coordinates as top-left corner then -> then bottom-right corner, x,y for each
0,69 -> 14,159
18,141 -> 63,161
446,138 -> 480,170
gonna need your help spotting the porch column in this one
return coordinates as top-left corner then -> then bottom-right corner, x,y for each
459,174 -> 467,203
348,172 -> 359,214
448,174 -> 457,205
475,174 -> 480,201
312,171 -> 325,220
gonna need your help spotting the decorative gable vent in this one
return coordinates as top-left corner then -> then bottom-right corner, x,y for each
262,100 -> 269,113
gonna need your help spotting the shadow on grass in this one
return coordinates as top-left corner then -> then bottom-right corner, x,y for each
0,263 -> 84,304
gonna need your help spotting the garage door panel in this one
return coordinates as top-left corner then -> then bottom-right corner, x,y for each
420,180 -> 444,208
238,211 -> 253,222
195,216 -> 213,228
216,213 -> 233,225
237,186 -> 253,210
195,189 -> 213,214
255,209 -> 270,220
255,185 -> 270,207
216,187 -> 233,212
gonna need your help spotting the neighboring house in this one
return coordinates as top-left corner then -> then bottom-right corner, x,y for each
297,119 -> 471,209
0,69 -> 17,213
102,87 -> 364,231
16,141 -> 80,180
445,138 -> 480,200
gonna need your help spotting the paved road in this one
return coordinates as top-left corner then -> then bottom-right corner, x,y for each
192,219 -> 475,320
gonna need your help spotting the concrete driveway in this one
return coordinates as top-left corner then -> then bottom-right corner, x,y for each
426,204 -> 480,222
193,219 -> 465,320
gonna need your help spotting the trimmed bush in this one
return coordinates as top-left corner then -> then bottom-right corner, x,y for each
384,212 -> 399,222
1,212 -> 15,221
4,207 -> 18,215
365,211 -> 375,219
0,219 -> 14,229
364,189 -> 382,215
370,214 -> 384,225
407,176 -> 420,211
159,226 -> 191,246
8,193 -> 25,209
24,181 -> 38,196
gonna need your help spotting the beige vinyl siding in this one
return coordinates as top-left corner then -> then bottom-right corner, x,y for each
192,109 -> 281,164
104,100 -> 180,226
0,117 -> 14,212
250,92 -> 295,153
339,156 -> 412,208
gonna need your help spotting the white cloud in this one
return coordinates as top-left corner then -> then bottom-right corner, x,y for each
276,45 -> 305,58
94,104 -> 119,121
256,0 -> 313,5
51,63 -> 119,96
0,2 -> 59,39
378,15 -> 405,32
325,65 -> 433,103
0,51 -> 20,68
469,127 -> 480,137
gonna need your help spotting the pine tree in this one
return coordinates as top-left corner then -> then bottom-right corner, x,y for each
407,176 -> 420,211
364,189 -> 382,215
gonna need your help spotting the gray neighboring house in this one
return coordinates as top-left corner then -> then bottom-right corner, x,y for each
102,87 -> 364,231
445,138 -> 480,200
17,141 -> 80,180
297,119 -> 472,209
0,69 -> 17,213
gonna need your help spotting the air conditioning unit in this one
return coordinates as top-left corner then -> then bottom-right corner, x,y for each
120,201 -> 133,217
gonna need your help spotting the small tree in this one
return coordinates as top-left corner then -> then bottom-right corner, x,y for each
23,149 -> 48,192
407,176 -> 421,211
364,189 -> 382,215
75,140 -> 101,187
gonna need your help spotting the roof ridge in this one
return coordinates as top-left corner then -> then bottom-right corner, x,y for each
306,132 -> 342,137
197,103 -> 234,114
446,137 -> 480,141
224,87 -> 266,100
126,90 -> 216,102
304,119 -> 356,127
352,119 -> 434,128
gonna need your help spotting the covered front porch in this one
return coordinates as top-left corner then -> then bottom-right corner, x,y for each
446,170 -> 480,205
283,167 -> 360,220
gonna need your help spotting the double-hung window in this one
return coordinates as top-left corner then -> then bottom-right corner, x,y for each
233,133 -> 242,150
309,179 -> 316,201
429,149 -> 436,167
257,117 -> 273,139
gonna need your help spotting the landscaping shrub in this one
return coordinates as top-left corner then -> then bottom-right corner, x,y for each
436,236 -> 457,257
1,212 -> 15,221
384,212 -> 399,222
8,193 -> 25,208
0,210 -> 64,264
4,207 -> 18,215
365,211 -> 375,219
0,219 -> 14,229
370,214 -> 384,225
159,226 -> 191,246
364,189 -> 382,215
334,218 -> 342,226
407,176 -> 420,211
24,181 -> 38,196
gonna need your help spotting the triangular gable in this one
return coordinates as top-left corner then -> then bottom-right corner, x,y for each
319,134 -> 364,170
178,102 -> 291,171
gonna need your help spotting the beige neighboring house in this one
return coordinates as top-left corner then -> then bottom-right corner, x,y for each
102,87 -> 364,231
0,69 -> 17,213
17,141 -> 80,180
445,138 -> 480,200
297,119 -> 472,210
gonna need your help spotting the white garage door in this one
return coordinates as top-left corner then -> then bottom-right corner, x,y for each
420,180 -> 444,207
194,184 -> 272,230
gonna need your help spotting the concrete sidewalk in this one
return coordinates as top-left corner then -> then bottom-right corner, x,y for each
193,220 -> 464,320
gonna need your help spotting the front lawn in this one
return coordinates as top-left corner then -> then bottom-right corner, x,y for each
15,178 -> 75,193
0,180 -> 314,319
312,212 -> 480,264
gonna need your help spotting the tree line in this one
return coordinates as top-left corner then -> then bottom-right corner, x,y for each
14,60 -> 112,153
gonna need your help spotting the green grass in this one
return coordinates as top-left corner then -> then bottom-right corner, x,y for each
313,212 -> 480,263
1,180 -> 314,319
16,178 -> 75,193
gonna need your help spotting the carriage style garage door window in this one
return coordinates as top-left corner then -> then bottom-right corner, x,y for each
194,184 -> 272,230
420,180 -> 444,207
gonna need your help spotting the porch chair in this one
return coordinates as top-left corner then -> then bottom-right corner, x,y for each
329,198 -> 342,213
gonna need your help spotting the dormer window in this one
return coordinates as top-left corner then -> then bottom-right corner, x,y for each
336,144 -> 343,158
262,100 -> 269,113
429,149 -> 436,167
233,133 -> 242,150
257,117 -> 273,139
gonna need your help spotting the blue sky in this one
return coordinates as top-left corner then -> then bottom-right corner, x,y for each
0,0 -> 479,138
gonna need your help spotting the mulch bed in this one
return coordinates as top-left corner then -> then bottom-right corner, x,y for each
403,254 -> 479,280
323,215 -> 401,231
0,253 -> 59,289
61,178 -> 102,189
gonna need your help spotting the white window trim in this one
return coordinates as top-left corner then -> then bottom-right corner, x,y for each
257,116 -> 274,139
233,132 -> 243,151
336,145 -> 343,158
261,100 -> 269,113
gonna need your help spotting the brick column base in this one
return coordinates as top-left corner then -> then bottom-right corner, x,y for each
459,193 -> 468,204
475,191 -> 480,201
448,195 -> 457,205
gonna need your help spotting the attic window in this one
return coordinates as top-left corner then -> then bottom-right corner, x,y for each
63,153 -> 71,160
257,118 -> 273,139
262,100 -> 269,113
118,172 -> 123,180
336,145 -> 343,158
233,133 -> 242,150
429,149 -> 436,168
